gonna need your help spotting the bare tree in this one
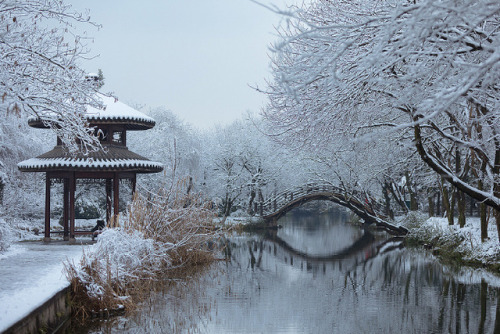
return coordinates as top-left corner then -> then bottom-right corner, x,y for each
0,0 -> 103,154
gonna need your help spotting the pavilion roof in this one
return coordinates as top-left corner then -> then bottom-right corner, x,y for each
28,94 -> 156,130
18,145 -> 163,173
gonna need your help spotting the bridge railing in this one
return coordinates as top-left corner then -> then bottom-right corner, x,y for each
260,183 -> 388,217
258,183 -> 407,235
261,183 -> 344,215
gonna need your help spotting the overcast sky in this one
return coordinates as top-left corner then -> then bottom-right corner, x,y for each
67,0 -> 300,129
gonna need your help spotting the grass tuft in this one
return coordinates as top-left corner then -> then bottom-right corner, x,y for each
65,179 -> 221,320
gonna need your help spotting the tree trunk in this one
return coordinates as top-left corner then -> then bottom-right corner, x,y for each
440,181 -> 453,225
225,199 -> 233,218
450,188 -> 456,225
405,171 -> 418,211
457,190 -> 466,228
410,192 -> 418,211
469,195 -> 474,217
481,203 -> 488,242
258,189 -> 264,216
248,189 -> 256,215
0,179 -> 4,205
388,182 -> 408,214
383,182 -> 393,218
436,191 -> 441,216
477,180 -> 488,241
495,205 -> 500,244
223,193 -> 233,219
428,194 -> 435,217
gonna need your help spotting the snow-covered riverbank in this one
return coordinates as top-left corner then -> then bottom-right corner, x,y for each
399,213 -> 500,272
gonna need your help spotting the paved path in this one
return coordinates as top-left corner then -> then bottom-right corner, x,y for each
0,240 -> 91,332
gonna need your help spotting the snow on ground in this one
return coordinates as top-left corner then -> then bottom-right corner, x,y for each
401,214 -> 500,266
0,240 -> 90,332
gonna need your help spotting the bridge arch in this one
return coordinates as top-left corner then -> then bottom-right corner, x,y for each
261,185 -> 408,236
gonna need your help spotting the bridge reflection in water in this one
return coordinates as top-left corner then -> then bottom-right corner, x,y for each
82,210 -> 500,334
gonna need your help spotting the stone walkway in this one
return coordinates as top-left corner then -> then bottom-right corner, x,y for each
0,239 -> 91,332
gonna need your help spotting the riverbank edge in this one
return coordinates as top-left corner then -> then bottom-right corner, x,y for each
403,232 -> 500,274
3,285 -> 71,334
396,213 -> 500,275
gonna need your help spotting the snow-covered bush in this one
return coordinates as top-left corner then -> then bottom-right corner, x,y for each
65,179 -> 219,318
0,219 -> 12,253
408,218 -> 464,248
406,217 -> 500,267
399,211 -> 428,230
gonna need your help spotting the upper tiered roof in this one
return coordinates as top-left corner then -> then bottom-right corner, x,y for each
19,93 -> 163,174
28,94 -> 156,130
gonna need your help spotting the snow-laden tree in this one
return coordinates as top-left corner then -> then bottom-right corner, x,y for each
0,109 -> 51,220
127,106 -> 203,226
201,122 -> 247,218
201,118 -> 308,217
128,106 -> 202,192
263,0 -> 500,241
0,0 -> 102,154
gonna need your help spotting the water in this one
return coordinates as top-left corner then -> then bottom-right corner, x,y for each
80,210 -> 500,333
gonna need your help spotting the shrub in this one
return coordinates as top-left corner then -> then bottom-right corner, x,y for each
400,211 -> 428,230
65,180 -> 220,319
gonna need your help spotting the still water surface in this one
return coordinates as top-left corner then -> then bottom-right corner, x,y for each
84,210 -> 500,333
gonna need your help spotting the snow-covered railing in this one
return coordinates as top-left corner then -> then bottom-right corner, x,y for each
261,183 -> 345,215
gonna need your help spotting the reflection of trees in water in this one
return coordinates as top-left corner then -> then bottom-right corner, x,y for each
234,235 -> 500,333
84,234 -> 500,333
341,248 -> 500,333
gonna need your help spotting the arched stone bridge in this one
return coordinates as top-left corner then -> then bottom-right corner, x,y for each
260,184 -> 408,236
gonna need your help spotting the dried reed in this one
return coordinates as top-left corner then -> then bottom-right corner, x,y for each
65,179 -> 221,320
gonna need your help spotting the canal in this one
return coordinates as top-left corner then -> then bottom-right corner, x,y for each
77,208 -> 500,333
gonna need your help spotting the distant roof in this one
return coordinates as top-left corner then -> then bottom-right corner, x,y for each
28,94 -> 156,130
18,145 -> 163,173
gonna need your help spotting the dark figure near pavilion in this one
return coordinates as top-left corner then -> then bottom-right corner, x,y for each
91,219 -> 106,240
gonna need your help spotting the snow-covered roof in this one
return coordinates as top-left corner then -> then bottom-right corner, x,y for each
28,94 -> 156,130
18,145 -> 163,173
18,157 -> 163,173
85,94 -> 155,126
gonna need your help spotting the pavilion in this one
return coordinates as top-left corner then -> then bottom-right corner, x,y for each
18,94 -> 163,242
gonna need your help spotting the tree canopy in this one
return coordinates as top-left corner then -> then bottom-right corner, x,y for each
0,0 -> 102,154
263,0 -> 500,241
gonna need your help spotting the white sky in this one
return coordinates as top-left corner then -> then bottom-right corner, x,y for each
67,0 -> 300,129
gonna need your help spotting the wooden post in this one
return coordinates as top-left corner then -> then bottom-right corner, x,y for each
69,173 -> 76,241
113,173 -> 119,226
132,174 -> 136,199
63,178 -> 69,241
106,178 -> 112,225
44,175 -> 51,242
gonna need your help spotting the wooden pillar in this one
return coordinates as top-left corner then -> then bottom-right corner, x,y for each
113,173 -> 119,226
44,175 -> 51,242
63,178 -> 69,241
132,174 -> 136,199
69,173 -> 76,241
106,178 -> 112,225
